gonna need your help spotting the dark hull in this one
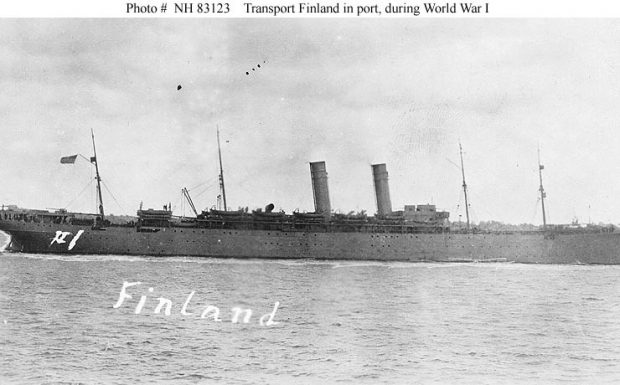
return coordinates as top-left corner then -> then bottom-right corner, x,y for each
1,220 -> 619,264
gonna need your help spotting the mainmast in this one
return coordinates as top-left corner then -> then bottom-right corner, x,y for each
459,142 -> 470,231
217,127 -> 228,211
538,147 -> 547,230
91,129 -> 105,221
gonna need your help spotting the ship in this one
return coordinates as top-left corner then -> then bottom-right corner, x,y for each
1,131 -> 619,264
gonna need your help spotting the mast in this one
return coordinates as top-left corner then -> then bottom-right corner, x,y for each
217,126 -> 227,211
91,129 -> 105,221
538,147 -> 547,230
459,142 -> 470,231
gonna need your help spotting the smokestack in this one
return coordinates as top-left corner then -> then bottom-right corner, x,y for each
310,161 -> 331,216
372,163 -> 392,216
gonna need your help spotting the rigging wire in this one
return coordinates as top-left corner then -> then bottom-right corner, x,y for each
188,176 -> 218,191
453,184 -> 464,221
171,195 -> 183,214
180,190 -> 186,217
101,180 -> 126,215
64,178 -> 94,210
90,161 -> 94,214
191,183 -> 218,201
529,197 -> 541,224
468,205 -> 478,225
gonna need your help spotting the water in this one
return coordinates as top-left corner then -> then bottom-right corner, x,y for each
1,234 -> 620,384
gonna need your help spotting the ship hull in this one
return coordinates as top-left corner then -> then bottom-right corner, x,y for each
1,220 -> 619,264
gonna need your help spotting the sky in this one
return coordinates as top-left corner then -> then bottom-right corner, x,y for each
1,19 -> 620,225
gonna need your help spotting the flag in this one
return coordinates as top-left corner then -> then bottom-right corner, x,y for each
539,165 -> 544,170
90,156 -> 97,163
60,155 -> 78,164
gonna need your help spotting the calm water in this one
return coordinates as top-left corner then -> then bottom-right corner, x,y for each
1,233 -> 620,384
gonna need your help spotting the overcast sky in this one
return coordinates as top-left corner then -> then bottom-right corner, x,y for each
1,19 -> 620,224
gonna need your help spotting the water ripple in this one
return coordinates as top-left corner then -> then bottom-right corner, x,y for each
1,252 -> 620,383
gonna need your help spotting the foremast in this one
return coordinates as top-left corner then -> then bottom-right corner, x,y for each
91,129 -> 105,222
217,127 -> 228,211
459,142 -> 471,231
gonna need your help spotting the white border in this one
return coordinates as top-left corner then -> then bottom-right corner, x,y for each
2,0 -> 620,18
